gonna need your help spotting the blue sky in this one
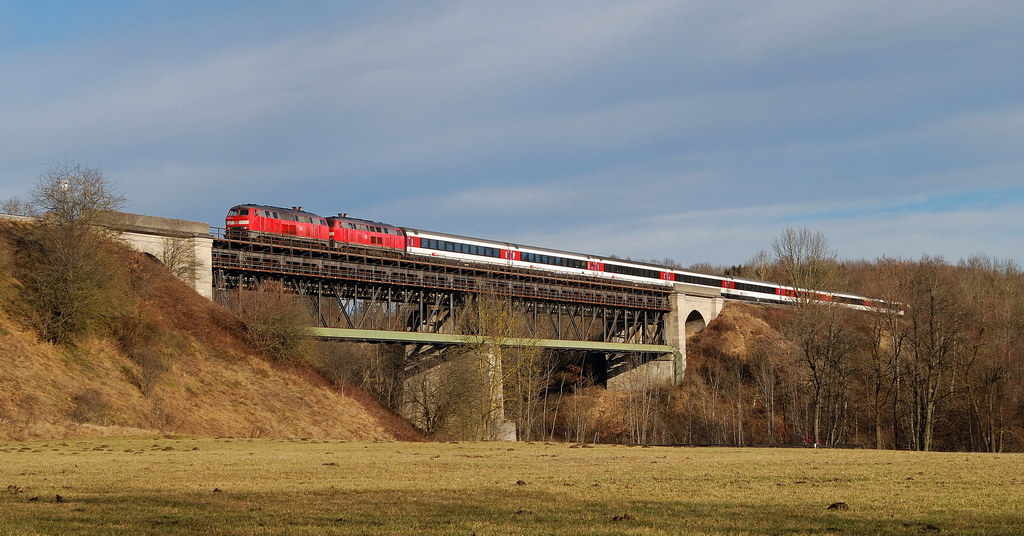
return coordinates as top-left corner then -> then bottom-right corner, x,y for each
2,1 -> 1022,267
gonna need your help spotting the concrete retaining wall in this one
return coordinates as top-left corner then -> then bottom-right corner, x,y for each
109,212 -> 214,299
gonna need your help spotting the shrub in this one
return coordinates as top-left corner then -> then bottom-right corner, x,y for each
229,282 -> 313,363
70,389 -> 111,424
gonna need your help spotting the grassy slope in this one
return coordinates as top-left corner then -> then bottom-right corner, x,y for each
0,226 -> 419,442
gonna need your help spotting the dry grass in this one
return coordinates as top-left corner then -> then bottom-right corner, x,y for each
1,438 -> 1022,535
0,229 -> 419,442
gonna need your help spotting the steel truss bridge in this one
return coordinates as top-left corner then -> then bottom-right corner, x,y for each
211,231 -> 676,378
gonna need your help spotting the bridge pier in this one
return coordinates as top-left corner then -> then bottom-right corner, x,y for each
607,283 -> 724,389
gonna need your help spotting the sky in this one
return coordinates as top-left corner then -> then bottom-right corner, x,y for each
2,1 -> 1022,267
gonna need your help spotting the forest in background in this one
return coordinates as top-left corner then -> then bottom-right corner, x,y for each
680,229 -> 1024,452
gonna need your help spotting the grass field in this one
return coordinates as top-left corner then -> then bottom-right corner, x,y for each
1,437 -> 1022,535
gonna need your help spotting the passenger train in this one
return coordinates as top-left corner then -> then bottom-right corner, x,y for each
225,204 -> 875,309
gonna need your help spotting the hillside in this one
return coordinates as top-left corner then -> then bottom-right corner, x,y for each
0,221 -> 420,441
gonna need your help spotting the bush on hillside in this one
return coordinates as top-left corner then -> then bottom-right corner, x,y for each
229,281 -> 314,363
1,163 -> 133,345
16,225 -> 134,344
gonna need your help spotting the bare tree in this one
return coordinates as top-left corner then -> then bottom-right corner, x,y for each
902,256 -> 966,451
312,341 -> 404,406
14,163 -> 131,344
771,227 -> 850,446
958,255 -> 1024,452
20,228 -> 129,344
864,257 -> 909,449
160,236 -> 202,286
404,353 -> 480,438
402,293 -> 548,440
0,197 -> 39,217
620,355 -> 667,444
457,293 -> 543,440
772,227 -> 840,299
746,249 -> 775,282
749,338 -> 779,445
687,262 -> 727,276
30,161 -> 125,227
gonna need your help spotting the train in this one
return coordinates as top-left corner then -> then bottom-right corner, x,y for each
224,203 -> 876,309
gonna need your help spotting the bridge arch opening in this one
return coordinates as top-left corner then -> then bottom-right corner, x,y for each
684,310 -> 706,337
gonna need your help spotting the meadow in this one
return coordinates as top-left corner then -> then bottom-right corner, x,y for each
2,437 -> 1022,535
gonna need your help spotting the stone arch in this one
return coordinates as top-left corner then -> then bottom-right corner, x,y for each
684,310 -> 706,336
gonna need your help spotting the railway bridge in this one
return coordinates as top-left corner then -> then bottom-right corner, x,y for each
107,212 -> 724,387
209,230 -> 723,388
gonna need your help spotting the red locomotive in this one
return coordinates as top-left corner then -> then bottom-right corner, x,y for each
326,213 -> 405,249
226,205 -> 328,240
226,204 -> 404,250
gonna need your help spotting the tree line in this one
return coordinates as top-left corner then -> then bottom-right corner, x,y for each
679,229 -> 1024,452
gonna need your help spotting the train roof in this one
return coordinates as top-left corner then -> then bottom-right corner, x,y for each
404,227 -> 703,273
232,203 -> 325,218
326,214 -> 401,228
403,227 -> 592,259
